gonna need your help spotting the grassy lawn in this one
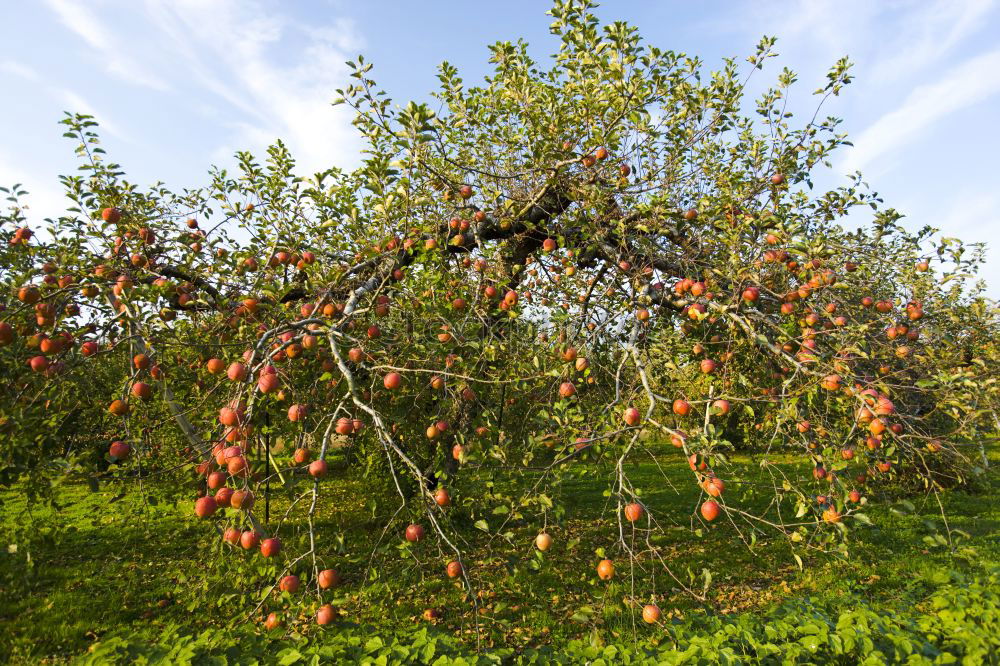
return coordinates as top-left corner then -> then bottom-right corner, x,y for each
1,447 -> 998,664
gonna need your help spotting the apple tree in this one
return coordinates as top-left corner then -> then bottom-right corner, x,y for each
2,0 -> 998,630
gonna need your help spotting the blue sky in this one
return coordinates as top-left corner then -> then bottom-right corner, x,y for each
2,1 -> 998,296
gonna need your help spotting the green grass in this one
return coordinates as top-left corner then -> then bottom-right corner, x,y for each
1,448 -> 998,664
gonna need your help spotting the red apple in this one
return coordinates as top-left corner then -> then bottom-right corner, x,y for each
260,537 -> 281,558
287,404 -> 308,422
642,604 -> 661,624
108,399 -> 129,416
316,604 -> 336,625
335,417 -> 354,436
194,496 -> 217,518
218,407 -> 240,427
226,456 -> 249,477
101,207 -> 121,224
318,569 -> 340,589
231,489 -> 254,511
597,559 -> 615,580
703,476 -> 725,497
623,407 -> 641,427
227,362 -> 248,381
309,459 -> 328,478
0,323 -> 14,347
240,530 -> 260,550
279,575 -> 300,593
624,502 -> 645,522
108,440 -> 131,460
257,373 -> 279,393
207,470 -> 227,489
214,487 -> 233,508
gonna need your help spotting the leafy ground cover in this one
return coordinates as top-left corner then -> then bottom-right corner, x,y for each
1,448 -> 997,664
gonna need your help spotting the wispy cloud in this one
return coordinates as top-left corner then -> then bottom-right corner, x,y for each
701,0 -> 876,62
710,0 -> 998,104
697,0 -> 1000,296
0,60 -> 39,81
34,0 -> 364,176
841,48 -> 1000,174
43,0 -> 171,91
936,189 -> 1000,238
140,0 -> 364,174
2,60 -> 128,144
870,0 -> 995,82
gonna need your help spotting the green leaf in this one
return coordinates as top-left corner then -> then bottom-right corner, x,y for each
276,648 -> 303,665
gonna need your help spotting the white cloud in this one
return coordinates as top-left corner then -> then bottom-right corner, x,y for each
840,48 -> 1000,174
712,0 -> 998,110
0,60 -> 39,81
746,0 -> 997,81
936,190 -> 1000,238
703,0 -> 876,62
708,0 -> 1000,297
870,0 -> 995,82
141,0 -> 364,174
32,0 -> 364,179
43,0 -> 171,91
